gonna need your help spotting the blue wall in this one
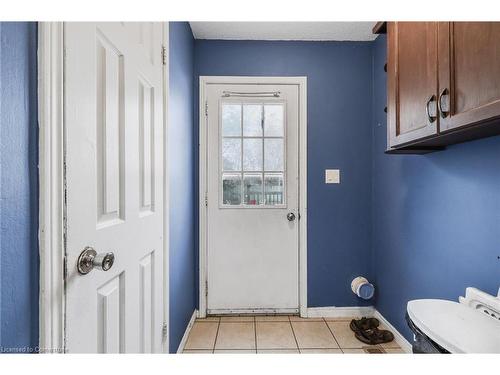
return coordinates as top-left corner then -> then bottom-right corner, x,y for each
0,22 -> 39,352
2,24 -> 498,352
168,22 -> 196,353
371,35 -> 500,341
194,40 -> 375,308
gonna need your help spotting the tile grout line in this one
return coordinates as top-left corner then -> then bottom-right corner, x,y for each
253,316 -> 257,353
212,318 -> 221,353
323,317 -> 342,350
288,315 -> 301,353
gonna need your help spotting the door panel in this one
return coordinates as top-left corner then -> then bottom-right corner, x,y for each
97,274 -> 124,353
65,22 -> 164,353
439,22 -> 500,132
95,31 -> 125,227
205,84 -> 299,313
138,77 -> 156,215
388,22 -> 438,147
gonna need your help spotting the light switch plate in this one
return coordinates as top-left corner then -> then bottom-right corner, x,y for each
325,169 -> 340,184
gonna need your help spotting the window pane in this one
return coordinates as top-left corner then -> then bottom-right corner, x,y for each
222,104 -> 241,136
264,138 -> 284,171
222,138 -> 241,171
264,174 -> 284,205
243,138 -> 263,171
243,174 -> 263,205
264,104 -> 284,136
222,174 -> 241,205
243,104 -> 262,136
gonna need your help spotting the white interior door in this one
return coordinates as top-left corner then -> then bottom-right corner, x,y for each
64,22 -> 165,353
205,83 -> 300,313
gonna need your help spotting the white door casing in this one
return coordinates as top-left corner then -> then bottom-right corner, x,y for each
64,22 -> 164,353
199,77 -> 308,316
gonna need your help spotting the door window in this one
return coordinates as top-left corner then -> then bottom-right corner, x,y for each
220,102 -> 285,207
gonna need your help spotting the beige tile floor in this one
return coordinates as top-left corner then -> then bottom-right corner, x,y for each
183,316 -> 407,354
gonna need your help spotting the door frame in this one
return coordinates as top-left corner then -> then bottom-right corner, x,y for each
198,76 -> 308,318
37,22 -> 171,353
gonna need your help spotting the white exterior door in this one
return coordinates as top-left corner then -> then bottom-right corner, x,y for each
205,82 -> 300,313
64,23 -> 165,353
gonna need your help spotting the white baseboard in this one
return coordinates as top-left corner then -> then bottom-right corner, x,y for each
307,306 -> 375,318
208,308 -> 298,315
176,310 -> 198,354
373,310 -> 412,353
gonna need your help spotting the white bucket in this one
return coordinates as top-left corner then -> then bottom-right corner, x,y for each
351,276 -> 375,300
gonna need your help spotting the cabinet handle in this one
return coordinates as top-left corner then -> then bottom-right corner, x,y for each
438,88 -> 449,118
426,95 -> 437,123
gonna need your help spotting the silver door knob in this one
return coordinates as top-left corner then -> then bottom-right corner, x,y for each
77,246 -> 115,275
287,212 -> 296,222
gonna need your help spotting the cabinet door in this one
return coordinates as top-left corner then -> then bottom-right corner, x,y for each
438,22 -> 500,132
387,22 -> 439,148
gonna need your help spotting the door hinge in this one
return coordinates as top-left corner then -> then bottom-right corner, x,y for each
205,101 -> 208,117
161,46 -> 167,66
204,193 -> 208,207
162,323 -> 168,342
205,280 -> 208,297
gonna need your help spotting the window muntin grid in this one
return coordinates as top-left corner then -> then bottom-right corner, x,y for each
220,101 -> 286,208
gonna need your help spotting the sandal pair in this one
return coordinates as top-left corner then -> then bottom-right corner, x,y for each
349,317 -> 395,345
349,317 -> 379,332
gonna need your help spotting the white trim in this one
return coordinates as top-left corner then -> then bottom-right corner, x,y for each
176,310 -> 198,353
161,22 -> 170,354
198,76 -> 308,318
307,306 -> 375,319
208,308 -> 298,315
298,78 -> 307,317
38,22 -> 65,354
198,79 -> 207,318
373,310 -> 412,353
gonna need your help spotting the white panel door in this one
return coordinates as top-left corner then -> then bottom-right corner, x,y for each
205,84 -> 299,313
64,22 -> 164,353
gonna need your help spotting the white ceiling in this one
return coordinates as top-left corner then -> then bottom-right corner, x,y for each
189,22 -> 377,41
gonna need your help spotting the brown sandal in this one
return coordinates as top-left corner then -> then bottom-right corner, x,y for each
349,317 -> 380,332
354,327 -> 394,345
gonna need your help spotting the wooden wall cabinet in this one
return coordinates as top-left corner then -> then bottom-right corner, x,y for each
386,22 -> 500,153
387,22 -> 439,148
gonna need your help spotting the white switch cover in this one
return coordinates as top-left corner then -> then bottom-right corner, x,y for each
325,169 -> 340,184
